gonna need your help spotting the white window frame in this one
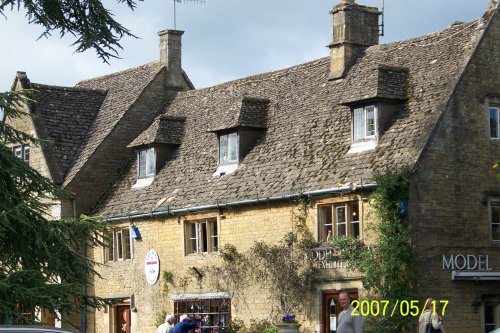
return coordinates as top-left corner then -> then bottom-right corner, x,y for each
185,218 -> 219,255
138,147 -> 156,179
12,144 -> 30,165
104,227 -> 133,262
352,105 -> 377,141
23,145 -> 30,164
218,132 -> 239,165
488,198 -> 500,242
318,201 -> 361,242
489,106 -> 500,139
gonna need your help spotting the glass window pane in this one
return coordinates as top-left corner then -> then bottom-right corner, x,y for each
211,221 -> 218,251
228,132 -> 238,162
352,222 -> 360,238
139,150 -> 147,177
336,206 -> 346,223
124,228 -> 131,259
337,224 -> 346,236
320,206 -> 333,242
23,145 -> 30,164
366,106 -> 375,136
189,223 -> 197,253
492,224 -> 500,241
146,148 -> 155,176
219,134 -> 228,164
353,108 -> 364,140
491,202 -> 500,224
14,147 -> 22,159
116,231 -> 123,260
490,108 -> 499,138
200,222 -> 208,252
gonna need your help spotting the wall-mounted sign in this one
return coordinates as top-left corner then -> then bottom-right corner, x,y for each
442,254 -> 492,271
308,247 -> 346,270
145,249 -> 160,285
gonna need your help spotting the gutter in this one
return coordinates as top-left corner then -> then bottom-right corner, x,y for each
105,183 -> 377,222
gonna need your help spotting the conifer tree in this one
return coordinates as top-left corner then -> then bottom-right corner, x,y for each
0,90 -> 109,325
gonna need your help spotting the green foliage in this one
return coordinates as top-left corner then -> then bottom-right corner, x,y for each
225,319 -> 276,333
155,308 -> 167,327
0,91 -> 110,324
0,0 -> 139,62
332,168 -> 415,332
218,198 -> 319,322
162,271 -> 173,293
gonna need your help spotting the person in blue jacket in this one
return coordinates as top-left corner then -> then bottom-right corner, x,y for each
171,314 -> 201,333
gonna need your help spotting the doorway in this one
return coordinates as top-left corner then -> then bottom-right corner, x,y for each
322,290 -> 358,333
115,305 -> 131,333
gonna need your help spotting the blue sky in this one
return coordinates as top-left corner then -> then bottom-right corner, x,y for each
0,0 -> 491,92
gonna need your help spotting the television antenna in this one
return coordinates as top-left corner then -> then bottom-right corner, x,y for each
379,0 -> 385,36
173,0 -> 205,29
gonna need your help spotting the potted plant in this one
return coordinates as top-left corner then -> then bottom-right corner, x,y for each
275,314 -> 301,333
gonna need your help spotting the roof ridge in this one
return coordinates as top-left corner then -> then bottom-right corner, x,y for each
378,19 -> 480,49
180,57 -> 330,97
76,61 -> 162,85
31,82 -> 107,94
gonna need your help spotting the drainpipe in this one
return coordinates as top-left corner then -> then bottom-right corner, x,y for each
106,183 -> 377,222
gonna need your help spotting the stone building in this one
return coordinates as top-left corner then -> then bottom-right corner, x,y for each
5,0 -> 500,332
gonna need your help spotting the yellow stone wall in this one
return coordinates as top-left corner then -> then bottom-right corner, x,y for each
91,194 -> 377,333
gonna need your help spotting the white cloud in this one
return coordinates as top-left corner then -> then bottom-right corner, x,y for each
0,0 -> 490,92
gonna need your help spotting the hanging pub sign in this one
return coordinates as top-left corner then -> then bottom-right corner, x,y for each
145,249 -> 160,285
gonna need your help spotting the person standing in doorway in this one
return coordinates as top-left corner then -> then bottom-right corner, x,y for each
337,291 -> 362,333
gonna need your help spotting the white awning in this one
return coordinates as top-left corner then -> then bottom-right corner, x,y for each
170,292 -> 234,300
451,270 -> 500,281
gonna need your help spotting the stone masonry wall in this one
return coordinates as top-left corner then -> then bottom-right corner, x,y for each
90,195 -> 377,333
410,8 -> 500,333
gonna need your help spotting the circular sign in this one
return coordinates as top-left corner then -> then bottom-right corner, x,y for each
144,249 -> 160,285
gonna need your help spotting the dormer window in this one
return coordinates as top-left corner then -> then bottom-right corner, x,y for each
219,132 -> 238,164
347,104 -> 379,154
353,105 -> 376,141
138,147 -> 156,178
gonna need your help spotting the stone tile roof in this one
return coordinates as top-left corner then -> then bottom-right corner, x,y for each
208,96 -> 270,132
128,115 -> 186,147
95,17 -> 489,217
29,84 -> 106,183
63,61 -> 165,185
340,64 -> 409,105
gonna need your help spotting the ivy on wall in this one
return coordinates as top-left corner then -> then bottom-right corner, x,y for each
332,168 -> 416,332
155,198 -> 320,324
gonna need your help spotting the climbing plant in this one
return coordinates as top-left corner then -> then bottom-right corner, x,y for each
332,168 -> 416,332
168,197 -> 320,323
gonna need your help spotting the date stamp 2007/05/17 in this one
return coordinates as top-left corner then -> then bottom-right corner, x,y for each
350,299 -> 448,317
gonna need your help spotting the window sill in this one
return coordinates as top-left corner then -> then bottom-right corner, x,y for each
184,251 -> 219,260
132,177 -> 154,189
347,139 -> 377,154
212,163 -> 238,177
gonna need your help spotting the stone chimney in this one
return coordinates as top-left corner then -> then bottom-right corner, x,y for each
328,0 -> 381,80
158,29 -> 184,87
